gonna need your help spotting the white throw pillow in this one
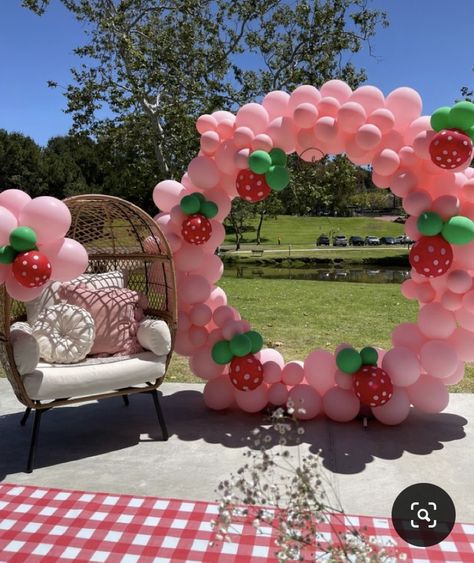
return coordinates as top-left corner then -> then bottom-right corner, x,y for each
10,322 -> 40,375
137,319 -> 171,356
33,304 -> 96,364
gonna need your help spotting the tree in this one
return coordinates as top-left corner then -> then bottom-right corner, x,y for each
225,199 -> 256,250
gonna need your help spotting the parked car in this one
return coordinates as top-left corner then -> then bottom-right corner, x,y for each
349,236 -> 364,246
316,234 -> 330,246
333,235 -> 348,247
365,236 -> 381,246
394,235 -> 414,245
380,236 -> 397,245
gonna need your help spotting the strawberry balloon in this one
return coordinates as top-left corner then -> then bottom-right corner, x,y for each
429,129 -> 472,170
229,354 -> 264,391
409,235 -> 453,278
181,214 -> 212,245
352,365 -> 393,408
236,169 -> 271,203
12,250 -> 52,288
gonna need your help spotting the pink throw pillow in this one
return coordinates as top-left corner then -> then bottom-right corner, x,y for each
59,284 -> 148,355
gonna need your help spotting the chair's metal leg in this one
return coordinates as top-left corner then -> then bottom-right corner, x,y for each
26,409 -> 46,473
20,408 -> 31,426
150,390 -> 168,441
122,395 -> 129,407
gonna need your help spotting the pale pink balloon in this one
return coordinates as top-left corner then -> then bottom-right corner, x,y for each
189,325 -> 209,347
334,369 -> 353,390
372,387 -> 411,425
448,327 -> 474,361
234,126 -> 254,149
196,114 -> 218,134
266,117 -> 296,153
261,349 -> 284,384
314,116 -> 338,141
262,90 -> 291,120
213,305 -> 237,327
207,285 -> 227,310
304,349 -> 336,395
200,131 -> 220,155
398,146 -> 418,168
367,108 -> 395,134
400,279 -> 419,300
350,85 -> 385,114
215,140 -> 238,174
0,189 -> 31,217
453,241 -> 474,270
19,196 -> 71,245
386,87 -> 422,129
190,303 -> 213,327
372,149 -> 400,176
212,110 -> 235,124
179,274 -> 211,304
221,319 -> 250,340
462,178 -> 474,202
219,173 -> 239,198
441,362 -> 465,386
251,134 -> 274,152
289,85 -> 321,111
267,382 -> 289,406
382,347 -> 420,387
234,148 -> 250,170
323,387 -> 359,422
207,327 -> 224,347
190,347 -> 225,381
199,221 -> 225,254
178,310 -> 192,331
174,244 -> 206,272
153,180 -> 186,212
167,233 -> 182,253
337,102 -> 367,133
413,130 -> 436,160
281,361 -> 304,386
319,80 -> 352,103
431,195 -> 460,221
5,274 -> 45,302
174,331 -> 198,356
188,156 -> 220,190
203,188 -> 231,222
455,308 -> 474,331
0,206 -> 18,246
169,205 -> 187,226
418,283 -> 436,303
403,190 -> 432,216
258,348 -> 284,368
420,340 -> 458,379
371,171 -> 393,189
441,290 -> 463,311
203,375 -> 235,410
288,384 -> 322,420
382,129 -> 405,153
404,115 -> 431,145
293,103 -> 319,128
192,253 -> 224,284
235,385 -> 269,413
317,97 -> 340,118
41,237 -> 88,282
418,303 -> 456,339
462,290 -> 474,312
446,269 -> 472,294
355,124 -> 382,150
407,374 -> 449,413
217,119 -> 234,140
404,215 -> 421,240
391,322 -> 426,354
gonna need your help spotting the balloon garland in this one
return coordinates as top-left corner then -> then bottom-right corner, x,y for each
152,81 -> 474,425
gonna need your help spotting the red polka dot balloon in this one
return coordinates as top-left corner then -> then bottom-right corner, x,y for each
12,250 -> 52,288
409,235 -> 453,278
229,354 -> 264,391
352,365 -> 393,407
181,213 -> 212,245
236,169 -> 271,203
429,129 -> 473,170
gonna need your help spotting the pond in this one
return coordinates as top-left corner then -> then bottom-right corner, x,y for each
223,265 -> 410,284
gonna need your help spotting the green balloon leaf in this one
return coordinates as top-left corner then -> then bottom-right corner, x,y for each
9,226 -> 37,252
417,211 -> 443,236
248,150 -> 272,174
265,165 -> 290,192
246,330 -> 264,353
430,106 -> 451,132
0,246 -> 18,265
180,194 -> 201,215
448,101 -> 474,132
336,348 -> 362,374
269,148 -> 287,166
211,340 -> 233,365
441,216 -> 474,245
360,346 -> 378,366
192,192 -> 206,202
200,200 -> 218,219
229,333 -> 252,357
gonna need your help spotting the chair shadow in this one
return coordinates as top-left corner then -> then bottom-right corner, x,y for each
0,389 -> 468,478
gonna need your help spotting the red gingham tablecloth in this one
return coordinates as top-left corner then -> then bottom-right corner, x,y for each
0,483 -> 473,562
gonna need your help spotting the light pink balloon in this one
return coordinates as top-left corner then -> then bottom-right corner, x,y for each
212,110 -> 235,124
19,196 -> 71,245
234,148 -> 250,170
350,85 -> 385,114
337,102 -> 367,133
317,97 -> 340,118
398,146 -> 418,168
432,195 -> 460,220
221,319 -> 251,340
293,103 -> 319,128
289,85 -> 321,111
203,188 -> 231,222
200,131 -> 220,155
371,171 -> 394,189
192,253 -> 224,284
199,221 -> 225,253
153,180 -> 186,212
167,233 -> 182,253
413,130 -> 437,160
403,190 -> 432,216
174,244 -> 206,272
235,385 -> 269,413
382,347 -> 420,387
319,80 -> 352,103
41,237 -> 88,282
169,205 -> 187,226
288,384 -> 322,420
367,108 -> 395,133
213,305 -> 237,327
462,290 -> 474,312
189,325 -> 208,347
455,307 -> 474,331
462,178 -> 474,202
0,206 -> 18,246
407,374 -> 449,414
404,115 -> 431,145
404,215 -> 421,240
178,310 -> 192,331
420,340 -> 458,379
446,270 -> 472,294
355,124 -> 382,150
441,290 -> 463,311
400,280 -> 418,300
190,303 -> 212,327
234,126 -> 254,148
174,331 -> 198,356
372,387 -> 411,425
258,348 -> 285,368
268,382 -> 289,406
188,156 -> 220,190
323,387 -> 359,422
382,129 -> 405,153
441,362 -> 465,386
215,140 -> 238,175
263,360 -> 283,384
196,114 -> 218,134
372,149 -> 400,177
386,87 -> 422,129
0,189 -> 31,217
452,241 -> 474,270
179,274 -> 211,305
448,327 -> 474,361
5,274 -> 45,302
334,369 -> 353,390
418,303 -> 456,339
314,116 -> 338,141
251,134 -> 273,152
262,90 -> 291,120
304,349 -> 336,395
207,327 -> 224,347
207,285 -> 227,310
190,347 -> 224,380
203,375 -> 235,410
217,119 -> 234,140
281,361 -> 304,386
391,170 -> 417,198
417,283 -> 435,303
266,117 -> 296,153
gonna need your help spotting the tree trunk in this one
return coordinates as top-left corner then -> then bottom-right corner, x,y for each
256,210 -> 265,245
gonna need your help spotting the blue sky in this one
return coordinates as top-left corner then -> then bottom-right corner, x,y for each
1,0 -> 474,146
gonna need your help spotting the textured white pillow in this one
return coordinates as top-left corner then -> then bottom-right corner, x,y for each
137,319 -> 171,356
33,304 -> 96,364
26,271 -> 129,324
10,322 -> 40,375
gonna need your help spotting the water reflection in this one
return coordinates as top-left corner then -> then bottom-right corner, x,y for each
224,266 -> 410,284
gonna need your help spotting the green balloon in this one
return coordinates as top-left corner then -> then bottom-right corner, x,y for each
9,226 -> 37,252
0,246 -> 18,264
448,101 -> 474,132
269,148 -> 287,166
180,194 -> 201,215
360,346 -> 378,366
336,348 -> 362,374
467,125 -> 474,144
246,330 -> 264,353
265,165 -> 290,191
441,216 -> 474,245
248,150 -> 272,174
212,340 -> 233,365
229,333 -> 252,357
200,201 -> 218,219
192,192 -> 206,202
417,211 -> 443,236
430,106 -> 451,132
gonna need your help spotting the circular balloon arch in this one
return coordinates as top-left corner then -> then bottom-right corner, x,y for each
152,80 -> 474,426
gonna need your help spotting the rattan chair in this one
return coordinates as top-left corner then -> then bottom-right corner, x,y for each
0,194 -> 177,472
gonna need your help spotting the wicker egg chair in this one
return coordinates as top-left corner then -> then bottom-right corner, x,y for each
0,194 -> 177,472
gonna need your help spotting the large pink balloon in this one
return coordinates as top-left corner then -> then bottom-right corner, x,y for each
355,124 -> 382,151
207,285 -> 227,310
334,369 -> 353,390
314,116 -> 338,142
350,85 -> 384,114
453,241 -> 474,270
442,361 -> 465,386
420,340 -> 458,379
372,149 -> 400,176
288,384 -> 322,420
41,237 -> 88,282
319,80 -> 352,103
317,97 -> 340,118
200,131 -> 220,155
281,361 -> 304,385
382,347 -> 420,387
266,117 -> 296,153
190,347 -> 225,380
213,305 -> 238,327
448,327 -> 474,361
268,382 -> 289,406
189,325 -> 209,347
304,349 -> 336,395
446,269 -> 472,294
19,196 -> 71,244
432,195 -> 460,221
441,290 -> 463,311
403,190 -> 432,216
252,134 -> 273,152
188,156 -> 220,190
235,103 -> 270,135
0,189 -> 31,217
174,243 -> 206,272
5,274 -> 45,302
418,303 -> 456,339
174,331 -> 198,356
196,114 -> 218,134
372,388 -> 411,425
153,180 -> 186,212
203,375 -> 235,410
0,206 -> 18,246
289,85 -> 321,111
337,102 -> 366,133
235,385 -> 269,413
323,387 -> 359,422
293,103 -> 319,128
192,253 -> 224,284
179,274 -> 211,305
367,108 -> 395,133
386,87 -> 422,129
407,375 -> 449,414
262,90 -> 291,120
234,126 -> 254,149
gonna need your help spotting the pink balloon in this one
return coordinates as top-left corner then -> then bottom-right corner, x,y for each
289,85 -> 321,111
403,190 -> 432,216
221,319 -> 250,340
382,347 -> 421,387
288,384 -> 322,420
462,290 -> 474,313
293,103 -> 319,128
196,114 -> 218,134
404,215 -> 421,240
0,189 -> 31,217
413,130 -> 436,160
323,387 -> 359,422
337,102 -> 366,133
207,327 -> 224,347
262,91 -> 291,120
446,270 -> 472,294
350,85 -> 385,114
441,290 -> 463,311
19,196 -> 71,245
334,369 -> 353,390
448,327 -> 474,361
174,331 -> 198,356
314,116 -> 338,142
268,382 -> 289,406
174,244 -> 206,272
153,180 -> 186,212
372,149 -> 400,176
381,129 -> 405,153
432,195 -> 460,220
319,80 -> 352,103
386,87 -> 422,129
188,156 -> 220,190
234,126 -> 254,149
266,117 -> 296,153
453,241 -> 474,270
192,253 -> 224,284
372,388 -> 411,425
407,374 -> 449,414
263,359 -> 283,384
317,97 -> 340,118
201,189 -> 231,222
189,325 -> 208,347
200,131 -> 220,155
304,349 -> 336,395
167,233 -> 182,253
213,305 -> 237,327
441,361 -> 465,386
462,178 -> 474,202
367,108 -> 395,133
179,274 -> 211,305
217,119 -> 234,140
404,115 -> 431,145
371,171 -> 394,189
418,303 -> 456,339
258,347 -> 285,367
190,303 -> 212,327
455,307 -> 474,331
400,280 -> 418,300
420,340 -> 458,379
207,285 -> 227,310
178,310 -> 192,331
234,148 -> 250,170
41,237 -> 88,282
169,205 -> 187,226
251,134 -> 274,152
200,221 -> 225,252
190,347 -> 224,380
235,103 -> 269,135
5,274 -> 45,302
355,124 -> 382,150
398,146 -> 418,168
281,361 -> 304,386
203,375 -> 235,410
215,140 -> 238,175
235,385 -> 268,413
0,206 -> 18,246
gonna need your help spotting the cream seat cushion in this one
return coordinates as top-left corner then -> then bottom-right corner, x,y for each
22,351 -> 167,401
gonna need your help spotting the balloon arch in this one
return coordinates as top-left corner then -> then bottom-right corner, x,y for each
152,80 -> 474,425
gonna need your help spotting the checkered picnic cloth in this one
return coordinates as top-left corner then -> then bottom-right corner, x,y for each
0,483 -> 473,562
